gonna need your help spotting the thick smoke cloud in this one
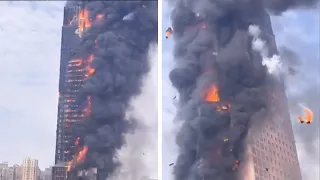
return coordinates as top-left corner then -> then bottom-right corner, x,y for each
167,0 -> 318,180
67,1 -> 157,180
166,0 -> 319,14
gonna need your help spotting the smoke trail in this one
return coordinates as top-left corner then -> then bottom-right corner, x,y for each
67,1 -> 157,180
167,0 -> 318,180
248,25 -> 282,75
109,45 -> 158,180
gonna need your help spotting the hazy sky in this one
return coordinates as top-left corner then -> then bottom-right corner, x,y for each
0,1 -> 65,169
161,1 -> 319,180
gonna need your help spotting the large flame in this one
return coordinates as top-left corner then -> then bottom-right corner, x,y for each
75,9 -> 92,38
205,85 -> 231,111
205,85 -> 220,102
66,136 -> 89,172
85,54 -> 96,78
78,9 -> 91,32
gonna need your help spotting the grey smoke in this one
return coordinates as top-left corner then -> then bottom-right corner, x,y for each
167,0 -> 318,180
67,1 -> 157,180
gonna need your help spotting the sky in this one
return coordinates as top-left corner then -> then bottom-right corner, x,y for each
161,1 -> 319,180
0,1 -> 65,169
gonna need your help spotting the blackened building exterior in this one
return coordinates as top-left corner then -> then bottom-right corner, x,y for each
52,165 -> 67,180
55,3 -> 86,165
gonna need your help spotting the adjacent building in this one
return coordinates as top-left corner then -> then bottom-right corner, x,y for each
21,158 -> 39,180
243,12 -> 302,180
0,163 -> 21,180
12,165 -> 21,180
51,165 -> 66,180
42,168 -> 51,180
0,162 -> 9,180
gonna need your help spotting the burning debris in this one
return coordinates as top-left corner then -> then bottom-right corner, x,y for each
66,1 -> 157,180
165,27 -> 173,39
297,104 -> 313,124
168,0 -> 318,180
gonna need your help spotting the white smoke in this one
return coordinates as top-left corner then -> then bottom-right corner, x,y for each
110,45 -> 158,180
248,25 -> 282,75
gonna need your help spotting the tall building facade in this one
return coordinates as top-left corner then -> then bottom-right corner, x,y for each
42,168 -> 51,180
12,165 -> 21,180
0,163 -> 20,180
244,12 -> 302,180
54,2 -> 87,165
0,162 -> 9,180
21,158 -> 38,180
51,165 -> 66,180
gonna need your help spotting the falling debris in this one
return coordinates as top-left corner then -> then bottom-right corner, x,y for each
232,160 -> 240,171
173,96 -> 176,99
297,104 -> 313,124
223,137 -> 229,142
165,27 -> 173,39
266,168 -> 269,171
169,163 -> 174,166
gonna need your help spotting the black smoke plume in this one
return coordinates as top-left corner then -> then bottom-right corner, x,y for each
168,0 -> 317,180
67,1 -> 157,180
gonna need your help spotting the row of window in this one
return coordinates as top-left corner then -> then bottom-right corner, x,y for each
254,157 -> 295,180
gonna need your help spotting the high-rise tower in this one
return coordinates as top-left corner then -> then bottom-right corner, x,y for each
244,12 -> 303,180
21,158 -> 39,180
55,2 -> 87,165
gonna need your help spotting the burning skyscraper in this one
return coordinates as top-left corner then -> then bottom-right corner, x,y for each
167,0 -> 317,180
55,2 -> 88,166
55,1 -> 157,180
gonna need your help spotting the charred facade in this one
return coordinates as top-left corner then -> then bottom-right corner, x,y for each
52,165 -> 67,180
55,3 -> 87,165
55,1 -> 157,180
168,0 -> 308,180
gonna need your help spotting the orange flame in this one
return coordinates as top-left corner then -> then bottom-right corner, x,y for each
66,161 -> 72,172
205,85 -> 220,102
79,9 -> 91,29
88,68 -> 96,76
66,143 -> 89,171
76,146 -> 88,163
76,9 -> 92,37
84,54 -> 95,78
298,106 -> 313,124
96,14 -> 104,21
83,96 -> 92,116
